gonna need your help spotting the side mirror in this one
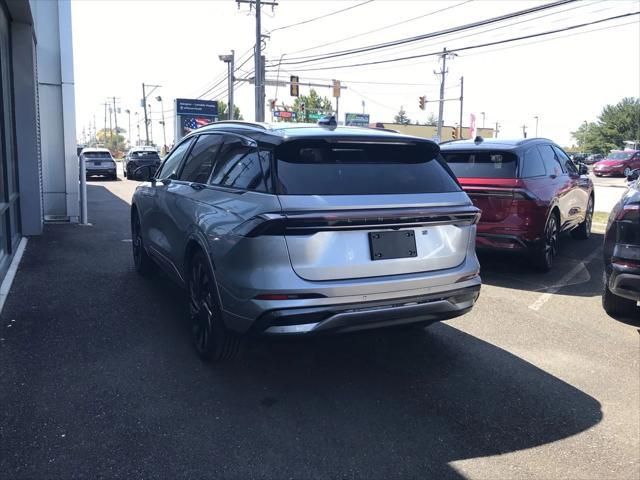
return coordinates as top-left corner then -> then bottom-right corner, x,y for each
579,163 -> 589,175
131,165 -> 155,182
627,168 -> 639,181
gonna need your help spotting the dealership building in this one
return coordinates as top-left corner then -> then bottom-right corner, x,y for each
0,0 -> 77,283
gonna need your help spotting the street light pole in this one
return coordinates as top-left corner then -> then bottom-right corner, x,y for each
125,109 -> 131,147
141,83 -> 161,146
219,51 -> 235,120
156,96 -> 167,149
534,115 -> 539,137
481,111 -> 485,129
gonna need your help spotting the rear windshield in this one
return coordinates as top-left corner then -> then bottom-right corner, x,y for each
442,150 -> 518,178
274,140 -> 460,195
131,151 -> 160,160
607,152 -> 633,160
83,152 -> 112,159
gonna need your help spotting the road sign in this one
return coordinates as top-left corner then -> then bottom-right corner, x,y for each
274,110 -> 296,119
175,98 -> 218,117
345,113 -> 370,127
308,113 -> 324,120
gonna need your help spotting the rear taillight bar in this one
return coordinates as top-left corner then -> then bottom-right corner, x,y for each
233,206 -> 481,237
464,188 -> 539,201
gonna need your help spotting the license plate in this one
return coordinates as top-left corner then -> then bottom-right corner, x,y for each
369,230 -> 417,261
93,161 -> 101,166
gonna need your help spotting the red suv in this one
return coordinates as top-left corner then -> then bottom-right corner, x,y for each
441,138 -> 594,271
593,150 -> 640,177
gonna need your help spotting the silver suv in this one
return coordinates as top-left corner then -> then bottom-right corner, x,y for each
130,121 -> 481,361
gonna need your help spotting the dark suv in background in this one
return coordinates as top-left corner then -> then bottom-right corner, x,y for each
440,138 -> 594,271
602,168 -> 640,317
130,121 -> 481,361
123,147 -> 162,178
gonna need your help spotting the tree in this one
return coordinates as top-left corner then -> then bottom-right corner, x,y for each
96,127 -> 126,153
571,97 -> 640,153
292,88 -> 334,122
217,100 -> 243,121
394,106 -> 410,125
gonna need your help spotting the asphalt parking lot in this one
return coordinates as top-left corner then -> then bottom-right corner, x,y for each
0,174 -> 638,479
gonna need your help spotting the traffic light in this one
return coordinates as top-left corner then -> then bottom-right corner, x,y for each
332,79 -> 341,98
419,96 -> 426,110
451,127 -> 458,140
300,103 -> 305,115
270,99 -> 276,110
290,75 -> 299,97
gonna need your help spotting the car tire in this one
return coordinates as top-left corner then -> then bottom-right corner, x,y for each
123,168 -> 127,178
532,212 -> 559,272
131,210 -> 155,275
571,195 -> 593,240
602,278 -> 637,318
188,250 -> 241,362
623,167 -> 632,177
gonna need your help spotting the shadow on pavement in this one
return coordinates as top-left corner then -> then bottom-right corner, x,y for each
478,232 -> 606,299
0,184 -> 603,479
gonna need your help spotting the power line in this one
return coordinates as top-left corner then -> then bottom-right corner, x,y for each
284,0 -> 473,56
278,10 -> 640,72
267,0 -> 575,65
287,0 -> 605,72
267,0 -> 375,34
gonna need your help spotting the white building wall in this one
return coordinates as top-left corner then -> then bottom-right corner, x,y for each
31,0 -> 78,222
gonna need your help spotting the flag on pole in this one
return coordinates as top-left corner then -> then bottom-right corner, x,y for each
469,113 -> 477,139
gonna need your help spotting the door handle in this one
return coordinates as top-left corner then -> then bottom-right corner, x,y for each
189,182 -> 205,191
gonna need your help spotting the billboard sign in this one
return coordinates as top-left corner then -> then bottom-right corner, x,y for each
345,113 -> 370,127
175,98 -> 219,140
176,98 -> 218,117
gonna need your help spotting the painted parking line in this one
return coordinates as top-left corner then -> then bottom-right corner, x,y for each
528,248 -> 601,312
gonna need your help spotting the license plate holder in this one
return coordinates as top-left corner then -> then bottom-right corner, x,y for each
369,230 -> 417,261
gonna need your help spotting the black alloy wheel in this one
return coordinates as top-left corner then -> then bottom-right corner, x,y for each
572,196 -> 593,240
533,213 -> 559,272
188,251 -> 240,362
131,212 -> 154,275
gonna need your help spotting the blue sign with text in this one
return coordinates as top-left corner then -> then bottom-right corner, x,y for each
175,98 -> 218,117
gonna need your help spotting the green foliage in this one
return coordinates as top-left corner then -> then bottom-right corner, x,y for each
96,128 -> 126,153
571,97 -> 640,154
394,106 -> 411,125
217,100 -> 243,120
292,89 -> 334,122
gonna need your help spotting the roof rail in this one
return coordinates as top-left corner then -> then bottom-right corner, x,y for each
205,120 -> 268,131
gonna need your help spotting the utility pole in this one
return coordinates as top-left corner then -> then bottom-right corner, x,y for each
435,48 -> 456,141
219,51 -> 235,120
112,97 -> 119,150
458,76 -> 464,140
495,121 -> 500,138
108,105 -> 113,146
237,0 -> 278,122
101,103 -> 108,145
125,109 -> 132,147
141,83 -> 161,146
148,103 -> 154,146
534,115 -> 539,137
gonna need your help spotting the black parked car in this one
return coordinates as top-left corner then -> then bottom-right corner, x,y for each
123,147 -> 161,178
602,168 -> 640,317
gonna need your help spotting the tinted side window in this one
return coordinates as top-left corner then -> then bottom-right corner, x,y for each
178,134 -> 223,183
521,147 -> 546,178
553,146 -> 577,174
156,138 -> 194,180
538,145 -> 563,176
210,139 -> 265,191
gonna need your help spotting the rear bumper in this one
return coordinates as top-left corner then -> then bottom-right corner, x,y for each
607,264 -> 640,302
476,232 -> 542,252
86,168 -> 116,176
594,167 -> 625,176
249,284 -> 480,335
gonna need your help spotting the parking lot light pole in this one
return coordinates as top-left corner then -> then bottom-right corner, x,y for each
534,115 -> 539,137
